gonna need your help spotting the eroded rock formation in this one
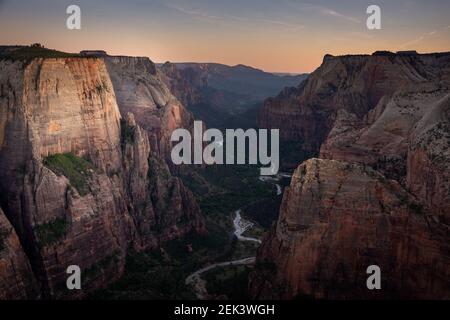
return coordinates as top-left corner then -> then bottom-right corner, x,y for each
250,159 -> 450,299
104,56 -> 195,161
252,52 -> 450,299
0,54 -> 204,299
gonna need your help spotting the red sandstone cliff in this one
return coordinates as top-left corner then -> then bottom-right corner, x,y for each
250,159 -> 449,299
0,55 -> 204,299
104,56 -> 196,161
259,52 -> 450,221
252,52 -> 450,299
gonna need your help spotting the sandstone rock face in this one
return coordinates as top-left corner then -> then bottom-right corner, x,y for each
104,56 -> 195,161
406,94 -> 450,224
259,52 -> 450,217
259,53 -> 450,156
0,56 -> 204,299
250,159 -> 450,299
105,55 -> 206,244
252,53 -> 450,300
159,62 -> 204,107
0,207 -> 38,299
148,155 -> 206,242
0,58 -> 131,298
120,113 -> 206,249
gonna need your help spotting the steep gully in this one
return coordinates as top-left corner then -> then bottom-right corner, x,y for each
185,172 -> 291,299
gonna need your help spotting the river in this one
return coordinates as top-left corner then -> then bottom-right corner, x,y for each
185,171 -> 290,299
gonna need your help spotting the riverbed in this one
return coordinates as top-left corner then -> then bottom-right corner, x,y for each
185,172 -> 289,299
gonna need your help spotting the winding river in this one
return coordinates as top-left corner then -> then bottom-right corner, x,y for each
185,172 -> 290,299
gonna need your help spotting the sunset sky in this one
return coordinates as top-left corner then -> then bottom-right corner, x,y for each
1,0 -> 449,73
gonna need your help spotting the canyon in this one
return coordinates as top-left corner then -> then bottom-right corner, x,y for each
251,51 -> 450,299
1,46 -> 449,300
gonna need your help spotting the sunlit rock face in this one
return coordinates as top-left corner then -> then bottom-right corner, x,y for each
0,55 -> 204,299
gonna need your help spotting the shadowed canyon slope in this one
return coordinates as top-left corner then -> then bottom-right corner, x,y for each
0,206 -> 38,299
0,49 -> 205,299
252,52 -> 450,299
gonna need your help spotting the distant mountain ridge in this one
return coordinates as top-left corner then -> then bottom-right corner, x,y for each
161,62 -> 308,101
158,62 -> 308,128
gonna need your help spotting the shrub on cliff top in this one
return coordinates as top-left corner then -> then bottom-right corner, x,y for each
44,153 -> 93,196
0,45 -> 80,61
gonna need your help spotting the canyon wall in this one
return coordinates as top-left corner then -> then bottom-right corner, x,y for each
0,55 -> 204,299
250,159 -> 449,299
252,52 -> 450,299
104,56 -> 196,161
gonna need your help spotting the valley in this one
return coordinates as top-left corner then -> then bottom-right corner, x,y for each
89,164 -> 290,300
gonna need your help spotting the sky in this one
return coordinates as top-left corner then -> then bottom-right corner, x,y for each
0,0 -> 449,73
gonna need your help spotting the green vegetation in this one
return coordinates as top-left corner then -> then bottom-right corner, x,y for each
183,165 -> 274,216
84,251 -> 121,282
0,45 -> 80,61
91,158 -> 289,299
181,164 -> 281,233
89,227 -> 234,300
89,249 -> 193,300
35,217 -> 68,247
204,265 -> 253,299
44,153 -> 93,196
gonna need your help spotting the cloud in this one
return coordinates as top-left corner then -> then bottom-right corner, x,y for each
223,14 -> 304,30
399,26 -> 445,49
399,35 -> 426,49
319,8 -> 361,23
163,2 -> 304,31
163,3 -> 220,22
283,1 -> 362,24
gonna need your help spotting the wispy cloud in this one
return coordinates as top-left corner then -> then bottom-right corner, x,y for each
399,35 -> 426,49
319,8 -> 361,24
399,27 -> 442,49
163,3 -> 220,22
223,14 -> 304,30
283,1 -> 362,24
163,2 -> 304,31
